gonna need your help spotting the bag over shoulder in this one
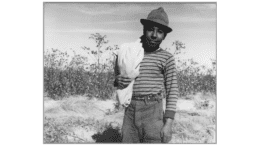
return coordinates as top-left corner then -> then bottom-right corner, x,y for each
116,39 -> 144,107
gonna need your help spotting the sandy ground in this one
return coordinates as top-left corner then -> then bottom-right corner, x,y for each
44,96 -> 117,120
44,93 -> 216,143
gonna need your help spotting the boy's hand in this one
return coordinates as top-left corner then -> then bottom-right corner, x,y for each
114,56 -> 133,89
114,75 -> 133,89
161,118 -> 173,143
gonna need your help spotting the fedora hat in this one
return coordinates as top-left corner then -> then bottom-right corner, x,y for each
141,7 -> 172,33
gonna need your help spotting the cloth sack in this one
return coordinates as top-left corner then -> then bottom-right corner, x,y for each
116,39 -> 144,107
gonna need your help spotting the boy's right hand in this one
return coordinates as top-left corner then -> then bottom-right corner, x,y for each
114,75 -> 133,89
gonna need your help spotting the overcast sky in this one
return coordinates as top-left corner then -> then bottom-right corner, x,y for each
44,2 -> 216,67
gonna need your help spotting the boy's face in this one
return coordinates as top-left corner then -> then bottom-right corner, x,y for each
143,25 -> 166,50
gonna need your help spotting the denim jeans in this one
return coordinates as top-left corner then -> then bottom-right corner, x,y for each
121,97 -> 164,143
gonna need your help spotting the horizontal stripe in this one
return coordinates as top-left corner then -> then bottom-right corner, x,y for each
167,91 -> 179,95
133,90 -> 161,93
135,81 -> 163,85
140,66 -> 161,71
134,85 -> 163,89
133,85 -> 162,89
166,80 -> 178,84
166,99 -> 177,102
165,64 -> 176,70
166,104 -> 177,107
166,97 -> 178,100
136,76 -> 163,80
167,91 -> 179,94
165,72 -> 177,77
133,86 -> 163,89
165,81 -> 178,86
166,103 -> 177,107
166,57 -> 176,65
166,105 -> 177,108
168,87 -> 179,90
166,98 -> 178,101
133,91 -> 162,95
165,77 -> 178,81
166,88 -> 179,92
165,108 -> 177,111
141,58 -> 164,63
143,57 -> 167,63
166,83 -> 177,87
166,88 -> 178,92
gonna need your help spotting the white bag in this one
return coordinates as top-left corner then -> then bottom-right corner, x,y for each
116,39 -> 144,107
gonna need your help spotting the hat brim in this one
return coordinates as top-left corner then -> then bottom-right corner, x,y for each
140,19 -> 172,33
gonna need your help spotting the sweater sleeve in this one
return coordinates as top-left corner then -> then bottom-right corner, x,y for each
163,55 -> 179,119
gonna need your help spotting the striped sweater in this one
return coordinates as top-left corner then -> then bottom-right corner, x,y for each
115,47 -> 179,119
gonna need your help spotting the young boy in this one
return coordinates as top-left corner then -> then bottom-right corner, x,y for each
114,7 -> 179,143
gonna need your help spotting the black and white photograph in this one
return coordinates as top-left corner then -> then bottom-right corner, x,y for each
43,2 -> 216,143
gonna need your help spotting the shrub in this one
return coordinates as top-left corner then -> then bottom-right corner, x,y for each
176,59 -> 216,96
44,50 -> 115,100
44,34 -> 216,100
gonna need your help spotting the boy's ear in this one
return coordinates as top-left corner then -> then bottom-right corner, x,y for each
143,26 -> 148,34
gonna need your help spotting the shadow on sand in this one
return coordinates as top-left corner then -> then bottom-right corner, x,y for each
92,126 -> 122,143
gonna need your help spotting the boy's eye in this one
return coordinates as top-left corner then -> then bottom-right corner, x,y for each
158,30 -> 163,33
147,27 -> 153,31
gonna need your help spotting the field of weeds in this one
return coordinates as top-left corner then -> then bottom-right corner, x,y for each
44,93 -> 216,143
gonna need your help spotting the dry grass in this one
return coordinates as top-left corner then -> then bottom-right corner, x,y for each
44,93 -> 216,143
171,93 -> 216,143
44,96 -> 123,143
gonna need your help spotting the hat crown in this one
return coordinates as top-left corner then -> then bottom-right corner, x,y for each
147,7 -> 169,26
140,7 -> 172,33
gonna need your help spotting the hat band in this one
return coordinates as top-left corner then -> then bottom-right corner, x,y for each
148,19 -> 168,27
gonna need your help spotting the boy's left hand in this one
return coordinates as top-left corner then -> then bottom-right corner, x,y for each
161,119 -> 173,143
